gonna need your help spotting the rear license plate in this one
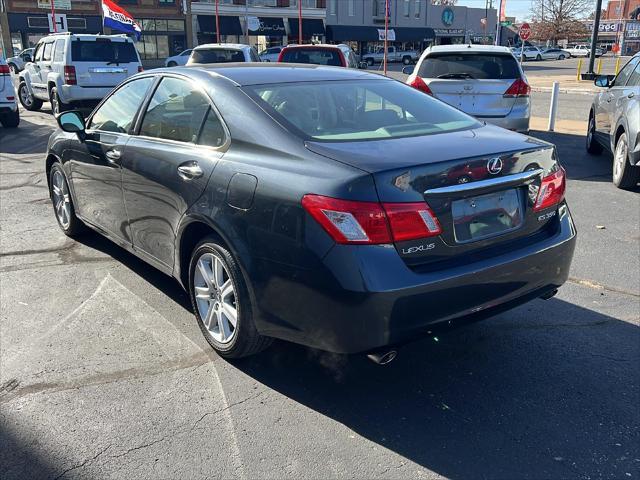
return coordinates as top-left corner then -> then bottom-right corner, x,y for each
452,189 -> 523,243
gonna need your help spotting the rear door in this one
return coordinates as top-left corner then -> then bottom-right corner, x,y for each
420,52 -> 521,117
70,37 -> 140,88
596,56 -> 640,140
122,75 -> 226,268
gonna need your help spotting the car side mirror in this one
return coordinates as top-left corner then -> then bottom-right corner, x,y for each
594,75 -> 612,88
402,65 -> 414,75
57,110 -> 86,134
358,61 -> 368,69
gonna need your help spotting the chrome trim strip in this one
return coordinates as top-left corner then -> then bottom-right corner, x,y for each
424,169 -> 544,198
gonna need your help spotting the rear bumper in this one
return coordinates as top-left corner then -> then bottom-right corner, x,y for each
0,102 -> 18,114
254,204 -> 576,354
478,109 -> 530,133
59,85 -> 115,104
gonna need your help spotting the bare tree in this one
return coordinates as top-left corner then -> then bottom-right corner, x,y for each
529,0 -> 591,44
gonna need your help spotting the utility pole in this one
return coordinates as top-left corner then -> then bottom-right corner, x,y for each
588,0 -> 603,74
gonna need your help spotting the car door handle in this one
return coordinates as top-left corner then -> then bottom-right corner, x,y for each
105,149 -> 121,163
628,92 -> 635,99
177,162 -> 203,180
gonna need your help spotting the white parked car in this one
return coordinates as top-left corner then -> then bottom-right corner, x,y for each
165,49 -> 192,67
565,45 -> 604,57
186,43 -> 261,65
0,58 -> 20,128
259,46 -> 284,62
511,46 -> 544,61
6,48 -> 34,73
18,33 -> 142,115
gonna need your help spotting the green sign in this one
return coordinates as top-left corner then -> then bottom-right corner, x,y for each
501,21 -> 512,26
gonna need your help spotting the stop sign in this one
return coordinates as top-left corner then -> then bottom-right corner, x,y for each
519,23 -> 531,41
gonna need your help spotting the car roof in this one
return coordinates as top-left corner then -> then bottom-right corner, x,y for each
283,44 -> 342,50
426,44 -> 513,54
39,33 -> 132,42
194,43 -> 250,50
183,63 -> 387,86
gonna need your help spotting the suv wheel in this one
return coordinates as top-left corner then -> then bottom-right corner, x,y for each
402,56 -> 412,65
49,87 -> 67,116
49,163 -> 85,236
586,115 -> 602,154
612,132 -> 640,189
0,109 -> 20,128
189,238 -> 272,359
18,81 -> 43,111
366,58 -> 374,66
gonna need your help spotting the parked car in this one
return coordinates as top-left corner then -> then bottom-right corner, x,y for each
277,44 -> 364,69
405,45 -> 530,133
541,48 -> 570,60
0,58 -> 20,128
564,45 -> 604,57
587,53 -> 640,188
187,44 -> 260,65
46,64 -> 575,360
362,46 -> 420,66
6,48 -> 34,73
165,49 -> 193,67
18,33 -> 142,116
511,46 -> 544,61
259,46 -> 284,62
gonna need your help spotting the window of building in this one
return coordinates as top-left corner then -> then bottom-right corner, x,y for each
329,0 -> 337,15
348,0 -> 355,16
415,0 -> 421,18
403,0 -> 410,17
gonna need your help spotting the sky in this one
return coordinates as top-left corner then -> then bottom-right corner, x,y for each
457,0 -> 534,22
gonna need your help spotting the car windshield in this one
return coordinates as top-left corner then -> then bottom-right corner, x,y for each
244,79 -> 480,141
419,53 -> 520,80
190,49 -> 245,63
280,48 -> 343,66
71,39 -> 138,63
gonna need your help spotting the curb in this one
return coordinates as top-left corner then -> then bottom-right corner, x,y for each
531,86 -> 597,96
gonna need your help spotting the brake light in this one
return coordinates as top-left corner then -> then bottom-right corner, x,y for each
138,66 -> 144,73
534,167 -> 566,211
63,65 -> 77,85
302,195 -> 442,244
0,64 -> 10,75
503,78 -> 530,97
407,75 -> 432,95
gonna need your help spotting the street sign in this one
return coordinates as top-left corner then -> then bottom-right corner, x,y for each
48,13 -> 68,33
501,21 -> 512,26
519,23 -> 531,40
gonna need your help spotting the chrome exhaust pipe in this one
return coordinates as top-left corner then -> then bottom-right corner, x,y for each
367,349 -> 398,365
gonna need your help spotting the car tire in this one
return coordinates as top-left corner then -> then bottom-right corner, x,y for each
49,163 -> 86,237
0,108 -> 20,128
8,63 -> 18,74
612,132 -> 640,189
536,54 -> 542,61
366,58 -> 374,66
49,87 -> 67,116
559,54 -> 565,60
18,81 -> 43,111
586,115 -> 603,154
167,61 -> 177,67
189,238 -> 272,359
402,56 -> 411,65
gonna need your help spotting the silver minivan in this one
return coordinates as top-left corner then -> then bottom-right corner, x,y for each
405,45 -> 530,133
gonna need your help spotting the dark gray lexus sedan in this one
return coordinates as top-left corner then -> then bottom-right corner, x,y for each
46,64 -> 576,361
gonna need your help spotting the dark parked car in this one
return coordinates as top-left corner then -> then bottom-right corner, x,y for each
46,64 -> 576,360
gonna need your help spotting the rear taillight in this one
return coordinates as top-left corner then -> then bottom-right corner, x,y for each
63,65 -> 77,85
407,75 -> 433,95
138,66 -> 144,73
533,167 -> 566,211
0,64 -> 10,75
276,49 -> 286,62
302,194 -> 441,245
503,78 -> 530,98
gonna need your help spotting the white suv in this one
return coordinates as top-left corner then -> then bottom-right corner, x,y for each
186,44 -> 260,65
18,33 -> 142,115
0,58 -> 20,128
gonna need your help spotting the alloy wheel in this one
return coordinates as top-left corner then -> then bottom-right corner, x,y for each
613,135 -> 627,181
193,252 -> 238,344
52,170 -> 71,229
19,85 -> 33,108
50,91 -> 59,116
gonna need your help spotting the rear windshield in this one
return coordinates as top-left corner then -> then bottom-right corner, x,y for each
190,49 -> 245,63
244,79 -> 480,142
71,39 -> 138,63
418,53 -> 520,80
280,48 -> 343,66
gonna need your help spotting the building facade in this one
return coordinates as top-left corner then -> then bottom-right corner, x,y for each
325,0 -> 496,55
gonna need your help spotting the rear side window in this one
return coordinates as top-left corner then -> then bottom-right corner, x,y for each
199,109 -> 226,148
53,39 -> 65,62
71,40 -> 139,63
190,49 -> 245,63
280,48 -> 343,66
418,54 -> 520,80
140,77 -> 210,143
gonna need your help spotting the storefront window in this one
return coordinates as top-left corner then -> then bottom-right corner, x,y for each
136,18 -> 186,59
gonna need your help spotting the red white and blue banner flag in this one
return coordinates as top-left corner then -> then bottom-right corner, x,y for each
102,0 -> 142,40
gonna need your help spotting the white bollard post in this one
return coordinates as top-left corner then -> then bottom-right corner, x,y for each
548,81 -> 560,132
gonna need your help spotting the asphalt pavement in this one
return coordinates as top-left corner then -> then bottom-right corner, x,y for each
1,102 -> 639,479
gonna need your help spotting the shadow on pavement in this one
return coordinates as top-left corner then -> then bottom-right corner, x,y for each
235,298 -> 639,479
0,422 -> 58,479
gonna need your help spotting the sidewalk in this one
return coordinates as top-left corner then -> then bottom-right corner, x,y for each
530,116 -> 586,135
528,75 -> 599,94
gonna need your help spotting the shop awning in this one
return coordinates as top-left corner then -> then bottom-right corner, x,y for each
197,15 -> 243,36
394,27 -> 435,42
287,18 -> 325,37
248,17 -> 286,37
326,25 -> 379,42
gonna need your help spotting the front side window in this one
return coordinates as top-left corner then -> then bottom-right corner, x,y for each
245,79 -> 480,141
613,57 -> 640,87
42,42 -> 53,61
53,39 -> 65,62
627,63 -> 640,87
418,54 -> 520,80
139,77 -> 211,143
89,77 -> 154,133
180,49 -> 193,56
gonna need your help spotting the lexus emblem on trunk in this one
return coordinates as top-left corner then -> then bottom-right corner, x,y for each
487,157 -> 503,175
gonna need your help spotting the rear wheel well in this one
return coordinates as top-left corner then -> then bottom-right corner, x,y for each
615,125 -> 625,144
178,221 -> 227,287
48,82 -> 57,95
